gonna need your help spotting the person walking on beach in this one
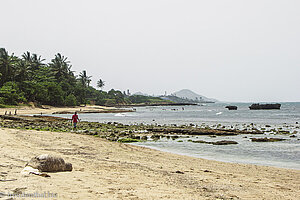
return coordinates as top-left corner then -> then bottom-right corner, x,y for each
71,112 -> 80,129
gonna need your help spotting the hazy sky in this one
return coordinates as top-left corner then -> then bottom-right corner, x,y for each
1,0 -> 299,102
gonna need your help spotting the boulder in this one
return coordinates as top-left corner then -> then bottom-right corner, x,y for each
225,106 -> 238,110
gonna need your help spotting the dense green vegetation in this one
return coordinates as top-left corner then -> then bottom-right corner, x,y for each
0,48 -> 169,106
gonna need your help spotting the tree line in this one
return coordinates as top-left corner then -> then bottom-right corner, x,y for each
0,48 -> 165,107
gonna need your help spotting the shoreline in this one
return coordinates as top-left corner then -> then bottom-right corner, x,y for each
131,142 -> 300,171
0,127 -> 299,199
0,105 -> 133,115
0,112 -> 298,171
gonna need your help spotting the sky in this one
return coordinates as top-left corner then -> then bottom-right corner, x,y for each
1,0 -> 300,102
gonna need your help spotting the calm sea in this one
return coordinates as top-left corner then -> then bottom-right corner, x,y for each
53,102 -> 300,169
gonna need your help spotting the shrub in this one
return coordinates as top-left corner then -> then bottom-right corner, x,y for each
65,94 -> 77,106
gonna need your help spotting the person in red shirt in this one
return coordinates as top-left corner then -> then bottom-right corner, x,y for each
71,112 -> 80,129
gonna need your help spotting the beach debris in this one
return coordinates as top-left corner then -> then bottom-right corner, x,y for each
175,170 -> 184,174
21,166 -> 50,177
25,154 -> 72,172
250,137 -> 286,142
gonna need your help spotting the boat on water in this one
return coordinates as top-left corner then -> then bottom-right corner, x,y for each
249,103 -> 281,110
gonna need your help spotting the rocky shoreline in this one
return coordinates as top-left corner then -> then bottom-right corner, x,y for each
0,114 -> 296,144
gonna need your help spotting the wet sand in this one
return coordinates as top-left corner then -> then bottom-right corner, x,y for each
0,128 -> 299,199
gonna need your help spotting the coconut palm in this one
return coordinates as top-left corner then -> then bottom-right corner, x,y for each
97,79 -> 105,90
15,60 -> 31,82
79,70 -> 92,87
0,48 -> 18,85
22,51 -> 45,72
49,53 -> 74,83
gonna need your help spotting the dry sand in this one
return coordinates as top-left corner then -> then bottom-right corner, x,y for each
0,105 -> 120,116
0,128 -> 299,200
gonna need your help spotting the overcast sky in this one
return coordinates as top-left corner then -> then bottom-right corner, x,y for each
1,0 -> 299,102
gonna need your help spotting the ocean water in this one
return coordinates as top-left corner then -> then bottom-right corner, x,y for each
57,102 -> 300,126
52,102 -> 300,169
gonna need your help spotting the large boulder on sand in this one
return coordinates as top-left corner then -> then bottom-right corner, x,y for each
26,154 -> 72,172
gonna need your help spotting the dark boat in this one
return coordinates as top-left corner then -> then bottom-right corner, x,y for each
249,103 -> 281,110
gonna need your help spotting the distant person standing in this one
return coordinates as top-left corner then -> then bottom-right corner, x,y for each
71,112 -> 80,129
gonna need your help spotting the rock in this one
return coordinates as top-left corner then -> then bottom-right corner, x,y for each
250,137 -> 286,142
249,103 -> 281,110
141,136 -> 148,140
191,140 -> 238,145
191,140 -> 208,144
150,135 -> 160,140
26,154 -> 72,172
290,135 -> 297,138
212,140 -> 238,145
225,106 -> 238,110
171,135 -> 179,140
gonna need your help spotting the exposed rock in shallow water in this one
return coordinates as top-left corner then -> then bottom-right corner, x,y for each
147,127 -> 262,136
212,140 -> 238,145
225,106 -> 238,110
190,140 -> 238,145
249,103 -> 281,110
250,137 -> 286,142
141,136 -> 148,140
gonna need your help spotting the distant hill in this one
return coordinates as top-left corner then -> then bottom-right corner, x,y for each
172,89 -> 217,103
160,95 -> 200,104
132,92 -> 150,96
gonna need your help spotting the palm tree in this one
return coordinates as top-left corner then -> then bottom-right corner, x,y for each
97,79 -> 105,90
79,70 -> 92,87
0,48 -> 18,85
49,53 -> 74,83
22,51 -> 45,72
15,60 -> 31,82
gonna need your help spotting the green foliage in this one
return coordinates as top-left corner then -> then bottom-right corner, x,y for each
0,82 -> 26,105
128,95 -> 168,104
0,48 -> 171,107
65,94 -> 78,106
44,82 -> 64,106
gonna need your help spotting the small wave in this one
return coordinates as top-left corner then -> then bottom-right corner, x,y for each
216,112 -> 223,115
115,113 -> 126,117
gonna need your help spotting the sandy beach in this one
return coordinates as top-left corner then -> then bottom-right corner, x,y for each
0,127 -> 299,200
0,105 -> 128,116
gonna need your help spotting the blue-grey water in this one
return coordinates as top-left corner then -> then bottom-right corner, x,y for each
52,102 -> 300,169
